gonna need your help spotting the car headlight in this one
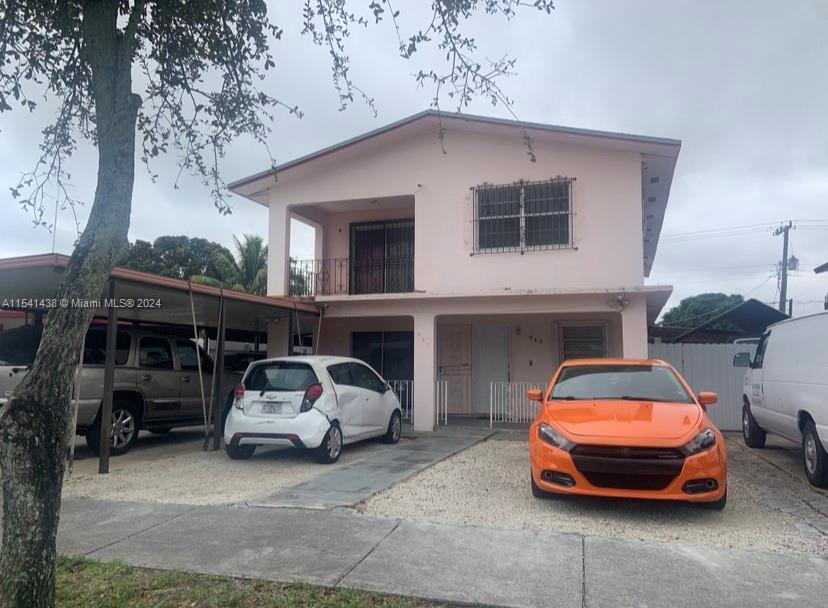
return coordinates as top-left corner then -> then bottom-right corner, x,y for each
537,423 -> 574,451
681,428 -> 716,455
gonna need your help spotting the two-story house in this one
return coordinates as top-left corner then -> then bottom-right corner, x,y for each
229,111 -> 679,431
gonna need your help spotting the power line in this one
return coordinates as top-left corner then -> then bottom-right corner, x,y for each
660,220 -> 828,243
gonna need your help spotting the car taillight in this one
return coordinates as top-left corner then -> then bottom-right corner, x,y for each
300,383 -> 323,413
234,384 -> 245,409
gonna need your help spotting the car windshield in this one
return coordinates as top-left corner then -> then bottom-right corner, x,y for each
549,364 -> 694,403
244,361 -> 318,393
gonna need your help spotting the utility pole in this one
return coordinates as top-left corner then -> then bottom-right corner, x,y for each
774,221 -> 793,313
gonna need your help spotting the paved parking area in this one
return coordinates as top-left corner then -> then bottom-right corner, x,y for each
360,432 -> 828,557
63,428 -> 412,505
63,426 -> 492,507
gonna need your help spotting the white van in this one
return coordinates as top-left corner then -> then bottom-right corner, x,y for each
734,311 -> 828,487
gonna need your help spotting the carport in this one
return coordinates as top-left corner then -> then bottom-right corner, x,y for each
0,253 -> 320,472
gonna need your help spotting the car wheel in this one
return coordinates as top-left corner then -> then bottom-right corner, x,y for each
530,472 -> 556,499
698,487 -> 727,511
315,423 -> 342,464
382,411 -> 402,444
85,402 -> 141,457
742,402 -> 766,448
225,443 -> 256,460
802,422 -> 828,488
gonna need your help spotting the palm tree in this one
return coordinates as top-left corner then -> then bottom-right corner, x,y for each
191,234 -> 268,295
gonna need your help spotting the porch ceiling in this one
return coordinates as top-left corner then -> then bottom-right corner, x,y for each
295,194 -> 414,215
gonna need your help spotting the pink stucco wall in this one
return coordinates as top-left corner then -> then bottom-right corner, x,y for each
267,121 -> 644,298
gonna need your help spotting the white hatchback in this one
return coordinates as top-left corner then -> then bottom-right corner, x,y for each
223,356 -> 403,463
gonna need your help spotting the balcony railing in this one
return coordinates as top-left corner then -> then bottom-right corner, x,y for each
289,257 -> 414,297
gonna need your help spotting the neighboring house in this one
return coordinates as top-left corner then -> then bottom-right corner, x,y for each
649,299 -> 788,344
229,111 -> 680,431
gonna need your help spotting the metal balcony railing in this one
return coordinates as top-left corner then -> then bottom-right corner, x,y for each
289,256 -> 414,297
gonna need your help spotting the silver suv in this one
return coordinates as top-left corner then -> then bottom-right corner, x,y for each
0,325 -> 239,455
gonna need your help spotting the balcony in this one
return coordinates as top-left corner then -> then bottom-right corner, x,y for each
289,256 -> 414,297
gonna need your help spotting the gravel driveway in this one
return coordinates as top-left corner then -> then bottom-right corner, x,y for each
63,430 -> 399,505
359,434 -> 828,556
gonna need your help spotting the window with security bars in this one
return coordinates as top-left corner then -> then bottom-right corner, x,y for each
474,178 -> 573,253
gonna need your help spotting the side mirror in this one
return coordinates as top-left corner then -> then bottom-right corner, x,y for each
732,352 -> 751,368
698,391 -> 718,406
527,389 -> 544,402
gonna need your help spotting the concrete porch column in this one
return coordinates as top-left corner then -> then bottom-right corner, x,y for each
413,312 -> 436,432
621,294 -> 648,358
267,318 -> 290,357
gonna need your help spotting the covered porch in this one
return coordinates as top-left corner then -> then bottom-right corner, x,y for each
306,288 -> 669,431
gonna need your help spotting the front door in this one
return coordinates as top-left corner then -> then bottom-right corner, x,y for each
438,324 -> 472,414
472,324 -> 510,416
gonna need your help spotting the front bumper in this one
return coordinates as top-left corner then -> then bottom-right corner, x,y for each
529,430 -> 727,503
223,406 -> 331,450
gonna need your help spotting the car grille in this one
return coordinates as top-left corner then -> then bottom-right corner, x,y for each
570,445 -> 685,460
570,444 -> 685,491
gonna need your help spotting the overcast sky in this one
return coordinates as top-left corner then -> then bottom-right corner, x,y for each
1,0 -> 827,318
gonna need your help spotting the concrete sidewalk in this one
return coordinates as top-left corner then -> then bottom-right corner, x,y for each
58,497 -> 827,608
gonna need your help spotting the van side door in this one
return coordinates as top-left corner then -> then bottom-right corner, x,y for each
749,332 -> 778,431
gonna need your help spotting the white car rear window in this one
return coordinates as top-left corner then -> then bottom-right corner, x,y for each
245,362 -> 318,392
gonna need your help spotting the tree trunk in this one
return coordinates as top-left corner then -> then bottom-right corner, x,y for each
0,3 -> 140,606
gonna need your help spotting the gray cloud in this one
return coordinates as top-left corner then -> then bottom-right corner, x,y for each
1,0 -> 826,316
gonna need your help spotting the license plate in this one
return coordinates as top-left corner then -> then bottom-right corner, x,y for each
261,402 -> 284,414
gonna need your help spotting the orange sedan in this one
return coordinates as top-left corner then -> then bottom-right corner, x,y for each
528,359 -> 727,510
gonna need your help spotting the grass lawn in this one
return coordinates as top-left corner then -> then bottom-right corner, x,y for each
57,556 -> 446,608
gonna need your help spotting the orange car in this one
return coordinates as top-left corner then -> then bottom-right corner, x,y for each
528,358 -> 727,510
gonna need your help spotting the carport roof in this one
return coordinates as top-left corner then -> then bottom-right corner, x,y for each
0,254 -> 319,337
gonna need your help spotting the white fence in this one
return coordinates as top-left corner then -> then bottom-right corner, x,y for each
435,380 -> 449,426
489,381 -> 545,426
388,380 -> 414,426
648,342 -> 756,431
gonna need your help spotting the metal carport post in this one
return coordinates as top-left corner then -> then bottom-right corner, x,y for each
98,279 -> 118,474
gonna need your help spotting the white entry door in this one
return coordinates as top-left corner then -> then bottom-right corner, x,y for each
472,324 -> 510,415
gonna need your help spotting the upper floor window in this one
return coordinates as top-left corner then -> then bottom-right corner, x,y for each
473,177 -> 573,253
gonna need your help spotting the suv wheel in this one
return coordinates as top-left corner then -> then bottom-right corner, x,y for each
315,423 -> 342,464
86,402 -> 141,456
742,401 -> 766,448
802,422 -> 828,488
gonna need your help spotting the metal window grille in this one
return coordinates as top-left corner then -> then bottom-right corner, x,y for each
560,325 -> 606,360
473,177 -> 573,253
